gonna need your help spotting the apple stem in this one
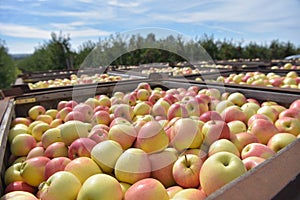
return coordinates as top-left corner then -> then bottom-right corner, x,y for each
184,154 -> 190,168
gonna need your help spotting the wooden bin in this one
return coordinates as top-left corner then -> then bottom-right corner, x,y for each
0,78 -> 300,199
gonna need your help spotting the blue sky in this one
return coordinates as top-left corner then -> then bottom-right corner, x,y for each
0,0 -> 300,54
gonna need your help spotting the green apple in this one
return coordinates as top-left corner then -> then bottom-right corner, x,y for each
114,148 -> 151,184
31,122 -> 50,141
8,124 -> 29,143
275,117 -> 300,136
227,92 -> 247,106
77,174 -> 122,200
227,120 -> 247,134
208,139 -> 240,157
41,127 -> 63,148
39,171 -> 81,200
10,134 -> 36,157
28,105 -> 46,120
200,152 -> 247,195
133,101 -> 152,116
4,162 -> 23,185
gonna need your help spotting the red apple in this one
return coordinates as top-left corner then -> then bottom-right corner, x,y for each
68,138 -> 97,159
242,156 -> 266,171
248,119 -> 279,144
44,157 -> 71,179
199,111 -> 223,122
241,143 -> 276,159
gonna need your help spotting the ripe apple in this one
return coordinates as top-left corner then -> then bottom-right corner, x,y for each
215,100 -> 234,114
64,157 -> 102,184
68,138 -> 97,159
55,106 -> 72,121
10,134 -> 36,157
248,119 -> 279,144
227,92 -> 247,106
275,117 -> 300,136
108,123 -> 137,150
169,118 -> 204,152
44,141 -> 68,158
279,108 -> 300,120
11,117 -> 31,127
4,162 -> 23,186
148,148 -> 178,187
171,188 -> 207,200
28,105 -> 46,120
242,156 -> 266,171
241,143 -> 276,159
221,105 -> 247,123
91,140 -> 123,174
123,92 -> 137,106
172,154 -> 203,188
134,121 -> 169,153
247,113 -> 272,127
91,110 -> 111,126
88,126 -> 109,143
0,191 -> 39,200
136,88 -> 150,101
84,97 -> 101,109
4,181 -> 36,194
26,146 -> 45,159
98,95 -> 112,107
65,100 -> 78,109
58,120 -> 92,146
64,110 -> 86,122
167,103 -> 189,120
8,124 -> 29,143
199,111 -> 223,122
133,101 -> 152,116
257,106 -> 279,122
36,114 -> 53,124
208,139 -> 240,157
289,99 -> 300,111
151,99 -> 170,117
267,133 -> 297,152
231,131 -> 259,152
31,122 -> 50,141
77,174 -> 122,200
41,127 -> 63,148
125,178 -> 169,200
227,120 -> 247,134
44,157 -> 71,179
114,148 -> 151,184
57,100 -> 68,111
19,156 -> 50,187
73,103 -> 94,122
202,120 -> 231,146
38,171 -> 81,200
45,109 -> 58,119
166,186 -> 183,199
200,152 -> 247,195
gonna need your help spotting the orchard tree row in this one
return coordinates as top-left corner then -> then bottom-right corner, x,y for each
0,32 -> 300,89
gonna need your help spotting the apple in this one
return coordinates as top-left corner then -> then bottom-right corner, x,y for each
44,157 -> 71,179
98,95 -> 112,107
38,171 -> 81,200
55,106 -> 72,121
241,143 -> 276,159
44,142 -> 68,158
11,117 -> 31,127
36,114 -> 53,124
26,146 -> 45,159
267,133 -> 297,152
257,106 -> 279,123
227,120 -> 247,134
200,152 -> 247,196
133,101 -> 152,116
64,157 -> 102,184
8,124 -> 29,143
19,156 -> 50,187
275,117 -> 300,136
77,174 -> 122,200
91,110 -> 111,126
137,82 -> 152,91
120,182 -> 131,199
57,100 -> 68,111
108,123 -> 137,150
172,154 -> 203,188
227,92 -> 247,106
169,118 -> 203,151
248,119 -> 279,144
215,100 -> 234,114
148,148 -> 178,187
4,181 -> 36,194
31,122 -> 50,141
0,191 -> 39,200
88,126 -> 109,143
10,134 -> 36,157
231,132 -> 259,152
114,148 -> 151,184
58,120 -> 92,146
167,186 -> 183,198
136,88 -> 150,101
124,178 -> 169,200
65,100 -> 78,109
4,162 -> 23,186
148,92 -> 162,105
183,97 -> 201,116
73,103 -> 94,122
41,127 -> 63,148
202,120 -> 231,146
91,140 -> 124,174
28,105 -> 46,120
171,188 -> 207,200
49,118 -> 63,128
242,156 -> 266,171
134,121 -> 169,153
109,117 -> 132,127
199,111 -> 223,122
221,105 -> 247,123
84,97 -> 101,109
64,110 -> 86,122
208,139 -> 240,157
45,109 -> 58,119
123,93 -> 137,106
167,103 -> 189,120
151,99 -> 170,117
289,99 -> 300,111
113,104 -> 134,121
68,138 -> 97,159
279,108 -> 300,120
247,113 -> 272,127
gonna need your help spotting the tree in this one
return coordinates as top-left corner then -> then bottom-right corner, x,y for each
0,40 -> 17,89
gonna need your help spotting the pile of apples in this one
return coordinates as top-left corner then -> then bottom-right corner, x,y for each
2,82 -> 300,200
141,67 -> 221,76
198,71 -> 300,89
271,63 -> 300,70
28,73 -> 124,90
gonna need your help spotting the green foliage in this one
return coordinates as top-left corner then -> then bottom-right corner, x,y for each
0,40 -> 17,89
